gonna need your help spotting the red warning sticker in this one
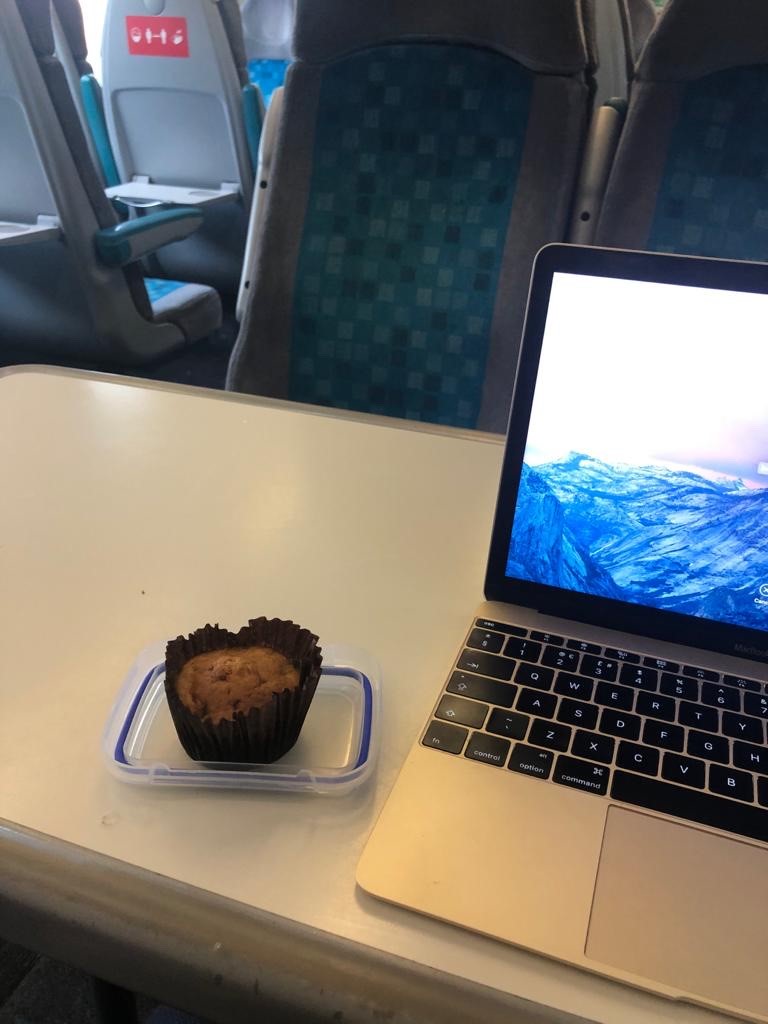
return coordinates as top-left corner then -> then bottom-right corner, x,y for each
126,16 -> 189,57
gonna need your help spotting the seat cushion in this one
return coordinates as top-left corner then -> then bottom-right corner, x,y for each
146,278 -> 222,342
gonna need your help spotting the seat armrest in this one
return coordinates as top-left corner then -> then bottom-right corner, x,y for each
95,208 -> 203,267
568,99 -> 627,244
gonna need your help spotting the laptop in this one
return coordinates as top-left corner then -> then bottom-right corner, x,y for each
357,244 -> 768,1022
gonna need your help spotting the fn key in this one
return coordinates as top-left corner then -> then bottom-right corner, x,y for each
422,719 -> 467,754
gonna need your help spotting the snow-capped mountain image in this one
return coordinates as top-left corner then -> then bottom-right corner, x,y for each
507,454 -> 768,630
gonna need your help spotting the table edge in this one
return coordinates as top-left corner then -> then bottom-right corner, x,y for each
0,819 -> 591,1024
0,365 -> 505,446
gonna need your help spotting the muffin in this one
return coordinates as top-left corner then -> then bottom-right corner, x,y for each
164,617 -> 322,764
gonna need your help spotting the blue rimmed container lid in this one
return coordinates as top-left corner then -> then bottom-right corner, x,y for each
103,642 -> 381,794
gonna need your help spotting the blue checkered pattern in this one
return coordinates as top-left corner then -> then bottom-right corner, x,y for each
145,278 -> 187,304
290,44 -> 533,428
248,58 -> 291,104
648,66 -> 768,260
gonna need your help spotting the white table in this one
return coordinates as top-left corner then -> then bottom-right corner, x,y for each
0,368 -> 736,1024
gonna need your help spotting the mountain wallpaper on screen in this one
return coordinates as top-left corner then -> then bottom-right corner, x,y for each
507,454 -> 768,630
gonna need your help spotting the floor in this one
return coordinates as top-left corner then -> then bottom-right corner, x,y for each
0,313 -> 236,1024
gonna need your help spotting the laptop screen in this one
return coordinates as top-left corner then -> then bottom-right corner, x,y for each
490,248 -> 768,658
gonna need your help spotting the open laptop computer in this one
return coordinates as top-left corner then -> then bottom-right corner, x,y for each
357,244 -> 768,1022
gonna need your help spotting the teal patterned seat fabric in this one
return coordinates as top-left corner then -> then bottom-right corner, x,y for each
647,66 -> 768,260
290,44 -> 532,428
247,57 -> 290,104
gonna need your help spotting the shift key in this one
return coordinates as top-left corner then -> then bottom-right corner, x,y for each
457,649 -> 514,681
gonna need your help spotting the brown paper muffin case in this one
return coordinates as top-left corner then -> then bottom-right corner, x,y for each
164,618 -> 322,764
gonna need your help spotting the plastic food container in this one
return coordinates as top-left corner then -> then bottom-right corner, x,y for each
103,641 -> 381,795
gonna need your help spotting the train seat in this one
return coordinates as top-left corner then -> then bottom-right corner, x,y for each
100,0 -> 263,294
595,0 -> 768,260
0,0 -> 221,364
227,0 -> 597,432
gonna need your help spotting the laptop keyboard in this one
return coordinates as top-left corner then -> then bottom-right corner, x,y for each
422,618 -> 768,843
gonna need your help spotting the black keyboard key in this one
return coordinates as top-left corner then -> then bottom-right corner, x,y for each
662,752 -> 706,788
724,674 -> 762,693
529,719 -> 572,752
616,741 -> 660,776
687,730 -> 729,764
759,778 -> 768,808
467,628 -> 505,654
464,731 -> 510,767
457,649 -> 514,681
436,695 -> 489,729
619,664 -> 658,691
722,712 -> 763,744
612,771 -> 768,843
595,681 -> 635,712
709,765 -> 754,803
660,674 -> 698,701
683,664 -> 719,682
541,646 -> 580,671
508,743 -> 553,780
642,719 -> 684,752
476,618 -> 526,637
447,672 -> 517,708
514,663 -> 554,691
566,638 -> 601,654
423,720 -> 467,754
599,708 -> 641,740
580,656 -> 618,681
701,683 -> 740,712
605,647 -> 640,663
486,709 -> 529,740
734,741 -> 768,775
606,647 -> 643,663
553,755 -> 609,795
530,630 -> 564,645
503,637 -> 542,663
643,656 -> 679,673
572,729 -> 615,763
557,698 -> 598,729
678,700 -> 718,732
636,691 -> 676,722
554,673 -> 594,701
516,687 -> 556,718
744,693 -> 768,719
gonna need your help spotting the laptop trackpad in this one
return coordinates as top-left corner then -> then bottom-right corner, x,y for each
586,806 -> 768,1017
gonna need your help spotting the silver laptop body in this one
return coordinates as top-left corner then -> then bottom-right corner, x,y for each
358,244 -> 768,1022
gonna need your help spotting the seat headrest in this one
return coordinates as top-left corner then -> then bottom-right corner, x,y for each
636,0 -> 768,82
294,0 -> 595,76
15,0 -> 55,59
51,0 -> 92,73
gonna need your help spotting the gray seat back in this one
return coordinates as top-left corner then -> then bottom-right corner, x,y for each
50,0 -> 104,178
102,0 -> 253,198
228,0 -> 596,432
596,0 -> 768,260
594,0 -> 657,105
0,0 -> 185,359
